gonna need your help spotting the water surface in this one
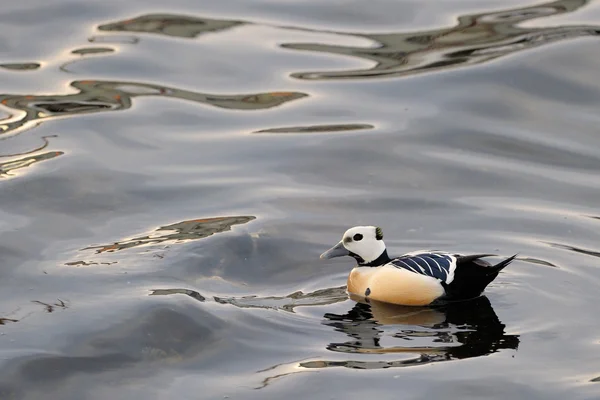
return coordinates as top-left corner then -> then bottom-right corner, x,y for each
2,0 -> 600,398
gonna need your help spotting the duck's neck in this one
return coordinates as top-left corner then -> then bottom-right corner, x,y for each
358,249 -> 391,267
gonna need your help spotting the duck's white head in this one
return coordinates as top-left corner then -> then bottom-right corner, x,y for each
320,226 -> 387,266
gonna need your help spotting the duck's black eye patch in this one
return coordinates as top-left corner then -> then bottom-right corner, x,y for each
353,233 -> 363,241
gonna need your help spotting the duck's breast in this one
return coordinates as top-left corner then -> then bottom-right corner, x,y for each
347,265 -> 445,306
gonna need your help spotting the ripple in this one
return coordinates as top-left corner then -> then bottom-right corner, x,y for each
518,257 -> 558,268
546,242 -> 600,259
0,135 -> 56,158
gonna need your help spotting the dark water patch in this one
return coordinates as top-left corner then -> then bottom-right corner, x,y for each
283,0 -> 599,80
88,35 -> 139,44
0,62 -> 41,71
98,14 -> 244,39
65,260 -> 117,267
71,47 -> 115,56
0,304 -> 224,398
169,229 -> 338,286
150,288 -> 206,302
255,123 -> 374,134
81,216 -> 256,254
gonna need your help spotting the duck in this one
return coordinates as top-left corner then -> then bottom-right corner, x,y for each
320,226 -> 517,306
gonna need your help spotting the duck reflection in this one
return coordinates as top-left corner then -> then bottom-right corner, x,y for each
301,295 -> 519,369
151,281 -> 517,368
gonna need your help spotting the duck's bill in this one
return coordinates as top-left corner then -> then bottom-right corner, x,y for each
320,241 -> 350,259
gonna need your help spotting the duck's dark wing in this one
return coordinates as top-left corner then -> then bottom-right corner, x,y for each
389,252 -> 458,284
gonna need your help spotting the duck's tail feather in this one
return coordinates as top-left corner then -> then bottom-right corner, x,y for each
443,254 -> 518,301
490,253 -> 518,273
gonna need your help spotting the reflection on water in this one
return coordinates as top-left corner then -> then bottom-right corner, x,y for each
149,285 -> 348,312
302,295 -> 518,369
152,285 -> 518,361
90,5 -> 600,83
150,288 -> 206,302
71,47 -> 115,56
283,0 -> 598,80
88,35 -> 139,44
0,80 -> 306,138
31,299 -> 69,313
0,151 -> 64,178
82,216 -> 255,254
157,284 -> 517,379
2,0 -> 600,397
214,286 -> 348,312
0,134 -> 61,179
0,63 -> 41,71
0,135 -> 56,158
0,299 -> 69,326
255,123 -> 374,134
98,14 -> 243,39
254,295 -> 518,388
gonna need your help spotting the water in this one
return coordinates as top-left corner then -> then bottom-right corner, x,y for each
1,0 -> 600,398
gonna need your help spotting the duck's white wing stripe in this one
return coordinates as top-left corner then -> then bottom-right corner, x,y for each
446,255 -> 458,283
392,259 -> 419,274
404,258 -> 426,273
415,256 -> 434,276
